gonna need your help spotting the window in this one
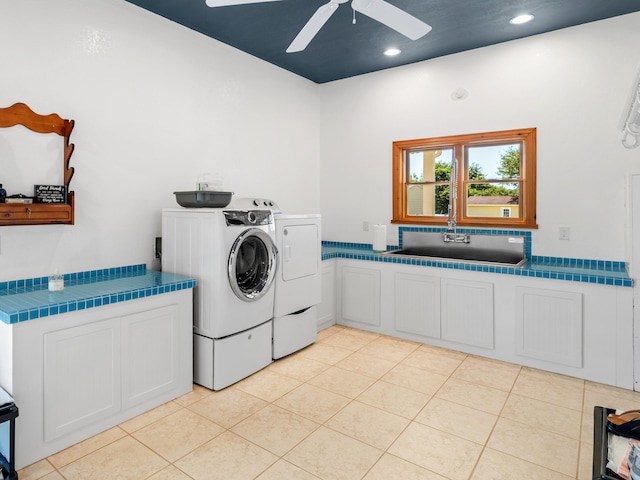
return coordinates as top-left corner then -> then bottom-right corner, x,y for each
392,128 -> 537,229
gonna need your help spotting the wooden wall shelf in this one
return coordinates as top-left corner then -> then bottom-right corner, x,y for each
0,103 -> 75,226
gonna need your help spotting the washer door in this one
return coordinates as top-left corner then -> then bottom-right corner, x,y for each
228,228 -> 277,301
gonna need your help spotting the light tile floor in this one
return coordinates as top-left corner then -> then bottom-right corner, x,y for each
18,325 -> 640,480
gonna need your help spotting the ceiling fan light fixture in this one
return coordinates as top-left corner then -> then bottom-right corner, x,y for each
509,14 -> 534,25
384,48 -> 401,56
208,0 -> 432,53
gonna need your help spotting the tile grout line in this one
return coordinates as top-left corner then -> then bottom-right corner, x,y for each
341,333 -> 433,480
466,363 -> 522,480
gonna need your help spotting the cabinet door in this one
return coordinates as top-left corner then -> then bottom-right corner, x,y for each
341,265 -> 380,326
394,272 -> 440,338
281,224 -> 319,281
121,305 -> 180,410
515,287 -> 583,368
44,319 -> 121,441
441,278 -> 494,349
318,261 -> 336,328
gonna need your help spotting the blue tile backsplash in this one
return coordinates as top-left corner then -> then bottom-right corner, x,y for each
322,227 -> 632,287
0,264 -> 196,325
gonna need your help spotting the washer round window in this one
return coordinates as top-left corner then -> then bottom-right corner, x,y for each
228,228 -> 277,301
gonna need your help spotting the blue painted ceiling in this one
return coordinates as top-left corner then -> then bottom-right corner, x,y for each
125,0 -> 640,83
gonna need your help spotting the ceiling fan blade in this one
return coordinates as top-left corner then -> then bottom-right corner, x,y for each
205,0 -> 281,7
351,0 -> 431,40
286,0 -> 341,53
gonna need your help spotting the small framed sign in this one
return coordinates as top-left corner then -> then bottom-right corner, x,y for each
34,185 -> 67,204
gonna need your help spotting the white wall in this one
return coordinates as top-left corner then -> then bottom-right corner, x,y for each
1,3 -> 639,282
0,0 -> 320,281
318,12 -> 640,260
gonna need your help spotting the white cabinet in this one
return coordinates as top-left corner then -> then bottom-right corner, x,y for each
121,306 -> 180,409
318,260 -> 336,330
330,256 -> 634,389
337,262 -> 495,350
1,290 -> 192,470
340,264 -> 381,327
394,272 -> 440,338
515,287 -> 583,368
441,278 -> 494,349
43,305 -> 181,442
392,273 -> 494,349
44,319 -> 121,442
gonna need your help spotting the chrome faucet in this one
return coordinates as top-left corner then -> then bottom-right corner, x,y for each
443,230 -> 471,243
447,204 -> 455,232
443,159 -> 470,244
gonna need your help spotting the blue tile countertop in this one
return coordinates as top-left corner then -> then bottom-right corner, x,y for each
322,242 -> 633,287
0,264 -> 196,325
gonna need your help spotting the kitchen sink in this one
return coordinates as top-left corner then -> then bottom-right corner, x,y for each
381,231 -> 528,267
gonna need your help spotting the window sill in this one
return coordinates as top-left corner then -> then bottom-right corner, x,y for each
391,218 -> 538,229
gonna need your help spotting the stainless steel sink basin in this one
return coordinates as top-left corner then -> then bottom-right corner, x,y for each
381,231 -> 528,267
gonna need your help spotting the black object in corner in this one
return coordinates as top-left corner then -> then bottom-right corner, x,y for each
0,400 -> 18,480
593,406 -> 625,480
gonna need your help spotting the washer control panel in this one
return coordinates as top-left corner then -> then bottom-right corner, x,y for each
232,197 -> 280,212
224,210 -> 272,226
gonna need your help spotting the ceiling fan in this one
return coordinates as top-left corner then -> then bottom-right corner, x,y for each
204,0 -> 432,53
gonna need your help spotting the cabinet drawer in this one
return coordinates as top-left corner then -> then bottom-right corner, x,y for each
0,204 -> 72,225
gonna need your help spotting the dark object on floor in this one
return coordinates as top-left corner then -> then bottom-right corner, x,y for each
0,386 -> 18,480
594,406 -> 625,480
608,410 -> 640,440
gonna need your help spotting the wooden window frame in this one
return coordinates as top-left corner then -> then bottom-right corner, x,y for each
392,128 -> 537,229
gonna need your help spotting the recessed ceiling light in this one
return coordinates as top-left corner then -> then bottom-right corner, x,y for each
384,48 -> 401,56
510,14 -> 534,25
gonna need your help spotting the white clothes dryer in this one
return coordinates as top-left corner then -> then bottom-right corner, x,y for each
272,213 -> 321,359
162,206 -> 278,390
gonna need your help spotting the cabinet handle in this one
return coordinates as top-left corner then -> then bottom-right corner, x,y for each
26,207 -> 31,218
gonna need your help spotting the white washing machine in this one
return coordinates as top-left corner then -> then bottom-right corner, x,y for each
162,201 -> 278,390
272,213 -> 321,359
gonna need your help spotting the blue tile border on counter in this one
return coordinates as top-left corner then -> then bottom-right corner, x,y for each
322,236 -> 633,288
0,264 -> 196,325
